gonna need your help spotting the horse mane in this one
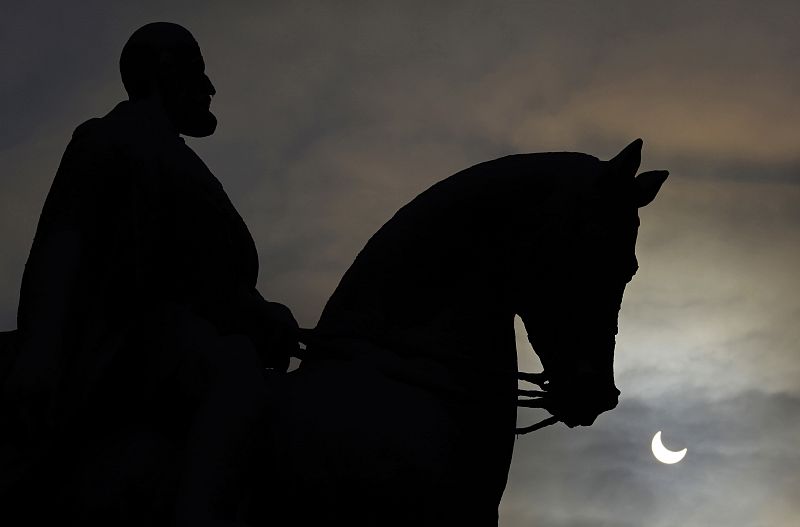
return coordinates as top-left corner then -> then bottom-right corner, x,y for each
318,153 -> 602,319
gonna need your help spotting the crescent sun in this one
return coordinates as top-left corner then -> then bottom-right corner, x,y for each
651,431 -> 687,464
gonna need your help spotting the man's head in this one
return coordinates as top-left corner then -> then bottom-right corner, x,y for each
120,22 -> 217,137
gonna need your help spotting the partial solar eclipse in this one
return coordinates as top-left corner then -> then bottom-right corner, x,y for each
651,431 -> 687,464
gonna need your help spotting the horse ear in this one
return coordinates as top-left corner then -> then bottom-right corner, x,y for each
609,138 -> 643,178
633,170 -> 669,207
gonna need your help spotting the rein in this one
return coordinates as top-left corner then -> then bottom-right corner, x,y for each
298,327 -> 561,435
516,416 -> 559,435
515,370 -> 560,434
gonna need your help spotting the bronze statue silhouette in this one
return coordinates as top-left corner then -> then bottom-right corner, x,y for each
0,21 -> 669,527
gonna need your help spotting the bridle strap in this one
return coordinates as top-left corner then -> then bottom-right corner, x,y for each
516,415 -> 559,435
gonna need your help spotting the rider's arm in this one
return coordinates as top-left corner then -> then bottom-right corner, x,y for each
234,288 -> 298,371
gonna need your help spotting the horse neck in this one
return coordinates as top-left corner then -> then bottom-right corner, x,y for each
314,276 -> 520,395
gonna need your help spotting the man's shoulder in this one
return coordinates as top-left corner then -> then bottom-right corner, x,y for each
66,103 -> 134,157
58,104 -> 167,186
65,118 -> 113,158
56,115 -> 118,175
66,101 -> 180,163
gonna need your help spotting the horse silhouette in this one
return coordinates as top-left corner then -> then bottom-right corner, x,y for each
246,139 -> 668,526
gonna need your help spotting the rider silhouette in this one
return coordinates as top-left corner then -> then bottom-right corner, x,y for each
3,22 -> 297,525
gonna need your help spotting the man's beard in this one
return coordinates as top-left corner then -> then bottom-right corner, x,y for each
178,107 -> 217,137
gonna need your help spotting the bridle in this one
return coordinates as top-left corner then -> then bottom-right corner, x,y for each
516,370 -> 560,434
298,326 -> 563,434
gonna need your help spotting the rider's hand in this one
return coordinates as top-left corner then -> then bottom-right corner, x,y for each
256,301 -> 299,371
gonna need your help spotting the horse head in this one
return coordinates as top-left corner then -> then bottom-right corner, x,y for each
517,139 -> 667,429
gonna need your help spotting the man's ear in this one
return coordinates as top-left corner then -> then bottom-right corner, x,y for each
633,170 -> 669,207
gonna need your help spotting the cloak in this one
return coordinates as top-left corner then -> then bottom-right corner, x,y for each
6,100 -> 288,463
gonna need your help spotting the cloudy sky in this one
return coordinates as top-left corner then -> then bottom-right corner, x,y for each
2,1 -> 798,525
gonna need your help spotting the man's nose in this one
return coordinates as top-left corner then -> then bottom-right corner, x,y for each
203,74 -> 216,97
